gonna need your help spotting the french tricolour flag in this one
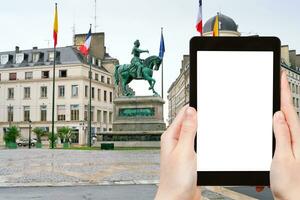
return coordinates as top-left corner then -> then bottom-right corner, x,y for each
196,0 -> 203,35
80,27 -> 92,56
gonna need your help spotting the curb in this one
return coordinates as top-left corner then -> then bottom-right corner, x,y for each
0,180 -> 160,188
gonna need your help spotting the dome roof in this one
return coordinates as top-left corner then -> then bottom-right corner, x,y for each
203,13 -> 238,33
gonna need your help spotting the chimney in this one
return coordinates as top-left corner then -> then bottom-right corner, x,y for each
33,46 -> 38,50
15,46 -> 20,53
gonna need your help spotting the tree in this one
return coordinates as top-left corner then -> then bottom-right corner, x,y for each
3,126 -> 20,144
57,127 -> 74,144
32,127 -> 47,143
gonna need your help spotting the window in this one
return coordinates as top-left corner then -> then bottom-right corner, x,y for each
92,87 -> 95,99
107,77 -> 111,85
48,52 -> 54,62
24,87 -> 31,99
24,106 -> 30,121
103,111 -> 107,123
41,71 -> 49,79
109,92 -> 113,103
109,112 -> 113,123
297,98 -> 299,108
293,97 -> 295,106
59,70 -> 67,78
84,106 -> 94,121
40,105 -> 47,121
70,104 -> 79,121
101,75 -> 105,83
16,53 -> 24,64
57,105 -> 66,121
7,106 -> 13,122
1,54 -> 9,65
95,73 -> 99,81
33,53 -> 40,63
85,86 -> 88,97
8,88 -> 14,99
97,110 -> 102,122
58,85 -> 65,97
71,85 -> 78,97
9,73 -> 17,80
104,90 -> 107,102
98,89 -> 101,101
25,72 -> 33,80
41,86 -> 47,98
297,85 -> 299,94
292,83 -> 295,93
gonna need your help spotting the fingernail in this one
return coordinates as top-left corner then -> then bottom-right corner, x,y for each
274,111 -> 285,123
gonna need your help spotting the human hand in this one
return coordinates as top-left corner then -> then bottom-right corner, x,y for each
270,70 -> 300,200
155,105 -> 201,200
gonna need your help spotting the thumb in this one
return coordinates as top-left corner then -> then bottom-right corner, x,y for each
178,107 -> 197,150
273,111 -> 293,159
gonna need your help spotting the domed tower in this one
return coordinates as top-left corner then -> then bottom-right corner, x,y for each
203,13 -> 241,37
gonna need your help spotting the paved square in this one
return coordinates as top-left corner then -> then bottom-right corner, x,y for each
0,149 -> 160,186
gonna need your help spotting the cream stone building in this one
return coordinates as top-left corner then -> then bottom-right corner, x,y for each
168,13 -> 300,124
281,45 -> 300,115
0,33 -> 118,145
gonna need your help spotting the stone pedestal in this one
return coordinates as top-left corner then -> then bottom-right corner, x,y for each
99,96 -> 166,141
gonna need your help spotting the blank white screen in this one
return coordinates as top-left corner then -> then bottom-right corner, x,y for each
197,51 -> 273,171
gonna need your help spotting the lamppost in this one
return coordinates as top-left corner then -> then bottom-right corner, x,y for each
28,120 -> 32,149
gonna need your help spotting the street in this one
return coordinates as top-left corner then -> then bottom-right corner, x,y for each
0,185 -> 157,200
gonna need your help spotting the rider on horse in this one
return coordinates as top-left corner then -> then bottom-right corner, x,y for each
131,40 -> 149,78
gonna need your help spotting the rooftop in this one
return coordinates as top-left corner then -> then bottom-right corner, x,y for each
0,46 -> 110,72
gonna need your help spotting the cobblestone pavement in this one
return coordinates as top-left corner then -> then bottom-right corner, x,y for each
0,149 -> 266,199
0,149 -> 160,186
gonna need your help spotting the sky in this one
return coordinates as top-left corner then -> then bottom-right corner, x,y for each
0,0 -> 299,122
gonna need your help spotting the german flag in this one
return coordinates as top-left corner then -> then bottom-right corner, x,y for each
53,3 -> 58,47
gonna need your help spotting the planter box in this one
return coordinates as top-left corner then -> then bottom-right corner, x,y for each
63,143 -> 70,148
101,143 -> 114,150
6,142 -> 17,149
36,142 -> 42,148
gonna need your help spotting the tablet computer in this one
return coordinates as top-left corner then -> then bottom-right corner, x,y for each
190,37 -> 281,186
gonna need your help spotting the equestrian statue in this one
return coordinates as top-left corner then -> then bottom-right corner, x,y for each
114,40 -> 162,96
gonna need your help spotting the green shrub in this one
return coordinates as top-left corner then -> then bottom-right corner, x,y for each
32,127 -> 47,143
4,126 -> 20,144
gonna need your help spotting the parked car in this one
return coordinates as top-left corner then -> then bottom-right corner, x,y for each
16,138 -> 37,147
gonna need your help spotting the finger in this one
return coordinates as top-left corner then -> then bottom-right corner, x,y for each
178,107 -> 197,151
192,187 -> 201,200
280,70 -> 300,157
273,111 -> 293,159
160,105 -> 189,154
256,186 -> 264,192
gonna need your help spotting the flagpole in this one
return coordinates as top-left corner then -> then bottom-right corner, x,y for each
161,27 -> 164,100
217,12 -> 220,36
51,3 -> 57,149
88,24 -> 92,147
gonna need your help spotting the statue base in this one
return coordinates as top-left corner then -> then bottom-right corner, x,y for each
97,96 -> 166,141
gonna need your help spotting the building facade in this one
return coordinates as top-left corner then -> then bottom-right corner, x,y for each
281,45 -> 300,115
168,13 -> 300,124
0,33 -> 118,145
167,55 -> 190,124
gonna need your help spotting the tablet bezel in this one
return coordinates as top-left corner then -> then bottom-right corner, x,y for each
190,37 -> 281,186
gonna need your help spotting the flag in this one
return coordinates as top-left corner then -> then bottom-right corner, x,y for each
159,29 -> 165,59
213,13 -> 219,37
196,0 -> 203,35
80,27 -> 92,56
53,3 -> 58,47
